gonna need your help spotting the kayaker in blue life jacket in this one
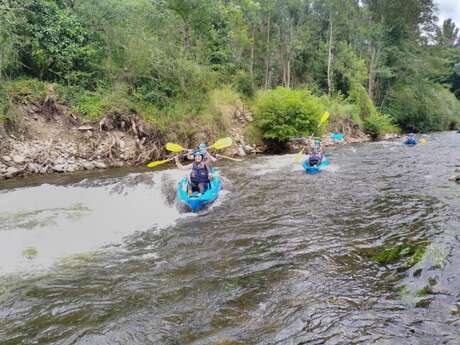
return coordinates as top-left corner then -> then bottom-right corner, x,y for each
404,133 -> 416,144
175,150 -> 212,196
306,139 -> 323,166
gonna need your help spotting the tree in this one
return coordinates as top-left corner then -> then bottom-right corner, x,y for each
436,19 -> 460,47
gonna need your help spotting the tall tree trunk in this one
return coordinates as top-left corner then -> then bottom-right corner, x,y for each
264,12 -> 271,89
286,19 -> 293,89
287,59 -> 291,88
368,42 -> 377,101
367,15 -> 377,100
250,27 -> 255,76
327,12 -> 333,96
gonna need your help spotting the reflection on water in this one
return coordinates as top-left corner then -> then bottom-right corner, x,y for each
1,132 -> 460,344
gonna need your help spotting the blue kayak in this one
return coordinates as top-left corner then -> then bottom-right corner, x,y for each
177,169 -> 222,212
404,139 -> 417,145
331,133 -> 345,141
303,157 -> 330,174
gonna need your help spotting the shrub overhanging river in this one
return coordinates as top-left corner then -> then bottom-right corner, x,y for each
1,132 -> 460,344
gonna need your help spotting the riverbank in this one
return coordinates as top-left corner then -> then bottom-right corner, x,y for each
0,87 -> 372,181
0,85 -> 259,180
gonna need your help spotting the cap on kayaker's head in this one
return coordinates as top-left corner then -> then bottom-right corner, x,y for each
198,143 -> 208,151
193,150 -> 204,162
408,133 -> 414,137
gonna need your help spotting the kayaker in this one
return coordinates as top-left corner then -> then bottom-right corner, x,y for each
175,151 -> 212,196
404,133 -> 416,144
306,139 -> 323,166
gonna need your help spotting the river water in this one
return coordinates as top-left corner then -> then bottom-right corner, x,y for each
1,132 -> 460,345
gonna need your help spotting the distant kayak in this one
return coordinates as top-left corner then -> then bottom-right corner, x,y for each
404,139 -> 417,145
177,169 -> 222,212
303,157 -> 330,174
331,133 -> 345,141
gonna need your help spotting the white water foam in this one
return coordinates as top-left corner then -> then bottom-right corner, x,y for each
249,155 -> 301,176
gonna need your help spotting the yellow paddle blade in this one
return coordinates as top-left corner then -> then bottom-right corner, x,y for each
165,143 -> 186,153
294,148 -> 305,163
147,159 -> 171,169
209,137 -> 232,150
420,139 -> 428,144
319,111 -> 330,126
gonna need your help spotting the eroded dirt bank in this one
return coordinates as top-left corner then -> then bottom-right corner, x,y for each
0,94 -> 370,180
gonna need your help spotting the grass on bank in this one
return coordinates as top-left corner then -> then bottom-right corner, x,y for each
0,78 -> 402,142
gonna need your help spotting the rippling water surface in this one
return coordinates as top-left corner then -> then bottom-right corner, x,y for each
1,132 -> 460,345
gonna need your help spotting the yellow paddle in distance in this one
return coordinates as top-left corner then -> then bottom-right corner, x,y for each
319,111 -> 330,127
420,138 -> 428,144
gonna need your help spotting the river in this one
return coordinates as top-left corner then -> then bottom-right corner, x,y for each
1,132 -> 460,344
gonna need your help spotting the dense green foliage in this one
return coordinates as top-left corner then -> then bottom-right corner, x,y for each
1,0 -> 460,139
254,88 -> 323,141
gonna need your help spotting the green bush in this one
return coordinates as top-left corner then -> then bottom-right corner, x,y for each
349,82 -> 377,119
233,70 -> 255,97
72,93 -> 103,120
385,80 -> 460,132
4,78 -> 47,101
319,94 -> 363,128
101,85 -> 135,115
253,87 -> 323,142
364,112 -> 399,139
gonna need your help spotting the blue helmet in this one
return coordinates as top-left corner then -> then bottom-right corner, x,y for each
198,143 -> 208,150
192,150 -> 204,158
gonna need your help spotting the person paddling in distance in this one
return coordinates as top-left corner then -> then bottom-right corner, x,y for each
404,133 -> 417,144
175,150 -> 213,197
